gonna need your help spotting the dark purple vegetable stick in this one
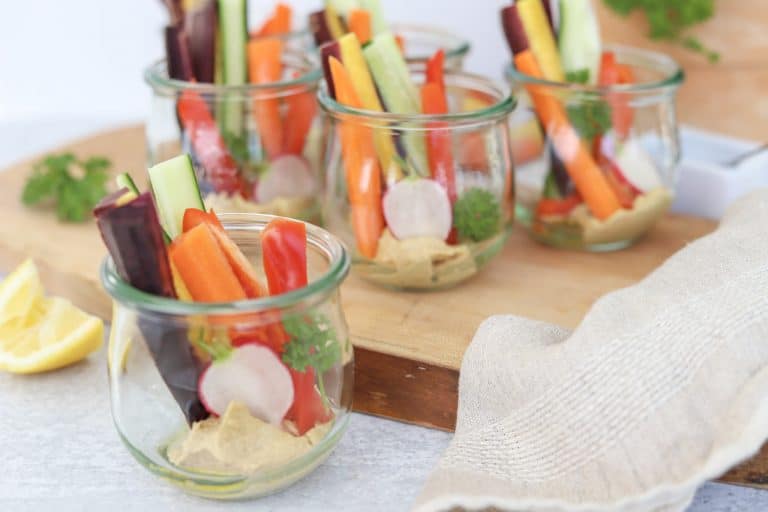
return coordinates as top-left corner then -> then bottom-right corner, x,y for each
320,40 -> 342,99
94,191 -> 208,424
185,0 -> 217,83
165,25 -> 195,81
501,4 -> 530,55
309,9 -> 333,46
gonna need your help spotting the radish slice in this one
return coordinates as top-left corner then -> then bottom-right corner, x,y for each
613,138 -> 663,193
198,344 -> 294,425
255,155 -> 316,203
382,178 -> 452,241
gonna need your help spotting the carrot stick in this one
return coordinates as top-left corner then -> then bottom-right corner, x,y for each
282,72 -> 317,155
517,51 -> 620,219
348,9 -> 372,44
420,82 -> 457,203
337,33 -> 403,181
255,3 -> 292,37
247,38 -> 284,160
328,56 -> 384,258
170,223 -> 247,302
503,4 -> 620,220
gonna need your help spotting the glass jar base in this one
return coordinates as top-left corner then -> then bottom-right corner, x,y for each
352,228 -> 511,291
530,230 -> 639,252
117,414 -> 349,500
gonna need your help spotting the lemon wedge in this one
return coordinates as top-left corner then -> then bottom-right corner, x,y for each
0,259 -> 103,374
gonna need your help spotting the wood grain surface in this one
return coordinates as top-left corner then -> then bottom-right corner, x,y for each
595,0 -> 768,141
2,124 -> 762,485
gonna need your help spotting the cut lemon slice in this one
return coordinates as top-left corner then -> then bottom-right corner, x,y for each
0,259 -> 44,323
0,261 -> 103,374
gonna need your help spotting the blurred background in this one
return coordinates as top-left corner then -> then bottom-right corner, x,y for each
0,0 -> 765,163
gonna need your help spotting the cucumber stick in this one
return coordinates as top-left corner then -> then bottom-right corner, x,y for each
358,0 -> 387,35
363,33 -> 429,177
217,0 -> 247,137
148,154 -> 206,240
558,0 -> 601,85
116,173 -> 140,196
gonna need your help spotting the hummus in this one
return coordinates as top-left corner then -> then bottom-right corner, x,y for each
167,402 -> 332,475
364,230 -> 477,289
205,193 -> 317,221
540,188 -> 673,246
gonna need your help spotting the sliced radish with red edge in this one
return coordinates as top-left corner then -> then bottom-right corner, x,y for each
255,155 -> 316,203
198,344 -> 294,426
382,178 -> 452,241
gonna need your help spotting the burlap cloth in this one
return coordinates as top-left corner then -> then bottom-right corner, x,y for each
414,191 -> 768,512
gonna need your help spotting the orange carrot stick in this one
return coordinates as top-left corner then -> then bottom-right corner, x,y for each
348,9 -> 372,44
255,3 -> 292,37
247,38 -> 284,160
394,34 -> 405,54
282,72 -> 317,155
516,51 -> 620,220
328,57 -> 384,258
170,223 -> 247,302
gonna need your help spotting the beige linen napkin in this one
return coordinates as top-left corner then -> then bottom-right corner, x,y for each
414,190 -> 768,512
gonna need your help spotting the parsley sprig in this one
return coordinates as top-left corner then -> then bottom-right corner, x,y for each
603,0 -> 719,62
282,312 -> 342,404
566,100 -> 613,141
22,153 -> 111,222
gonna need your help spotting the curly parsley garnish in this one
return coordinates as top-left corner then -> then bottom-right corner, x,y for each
603,0 -> 719,62
282,312 -> 342,403
22,153 -> 110,222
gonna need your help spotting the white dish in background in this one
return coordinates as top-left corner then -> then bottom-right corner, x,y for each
673,126 -> 768,220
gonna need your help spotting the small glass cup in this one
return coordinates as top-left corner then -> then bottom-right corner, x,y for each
391,23 -> 471,70
144,48 -> 324,223
103,214 -> 352,500
319,70 -> 516,291
506,45 -> 684,251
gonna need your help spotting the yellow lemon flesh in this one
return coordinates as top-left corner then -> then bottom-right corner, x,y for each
0,259 -> 103,374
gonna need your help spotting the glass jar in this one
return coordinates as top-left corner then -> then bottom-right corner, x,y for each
319,71 -> 516,291
103,214 -> 352,499
506,45 -> 684,251
144,48 -> 324,223
391,23 -> 470,70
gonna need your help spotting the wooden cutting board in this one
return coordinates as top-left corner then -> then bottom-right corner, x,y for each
1,124 -> 764,487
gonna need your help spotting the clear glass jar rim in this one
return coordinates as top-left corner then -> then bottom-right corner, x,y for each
505,44 -> 684,94
101,214 -> 350,316
318,70 -> 516,124
144,49 -> 321,95
388,22 -> 471,62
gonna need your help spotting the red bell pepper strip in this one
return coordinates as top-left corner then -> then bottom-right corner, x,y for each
599,51 -> 634,139
535,194 -> 583,217
261,218 -> 308,295
420,82 -> 457,204
425,49 -> 446,96
177,90 -> 241,195
282,72 -> 317,156
262,218 -> 330,434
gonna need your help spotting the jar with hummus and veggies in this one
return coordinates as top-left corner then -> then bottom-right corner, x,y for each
501,0 -> 683,250
318,32 -> 516,290
146,0 -> 324,223
98,155 -> 351,499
